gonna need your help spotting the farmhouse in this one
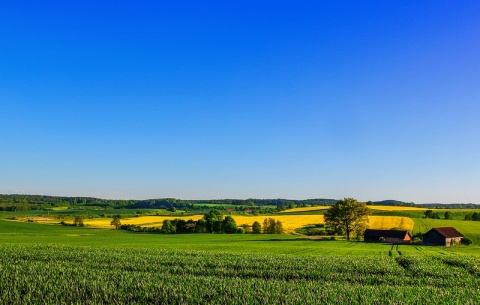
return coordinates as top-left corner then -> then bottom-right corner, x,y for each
423,227 -> 463,247
364,229 -> 412,243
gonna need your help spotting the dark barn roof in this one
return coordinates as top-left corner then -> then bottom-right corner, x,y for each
364,229 -> 410,239
427,227 -> 463,238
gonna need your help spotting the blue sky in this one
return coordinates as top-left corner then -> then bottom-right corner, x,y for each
1,1 -> 479,203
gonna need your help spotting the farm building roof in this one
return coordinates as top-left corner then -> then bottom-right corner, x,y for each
363,229 -> 410,239
428,227 -> 463,238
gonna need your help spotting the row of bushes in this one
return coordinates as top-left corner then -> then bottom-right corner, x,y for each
120,215 -> 284,235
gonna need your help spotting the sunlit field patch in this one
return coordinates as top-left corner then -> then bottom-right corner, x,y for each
281,206 -> 329,213
367,216 -> 414,231
232,215 -> 325,233
83,215 -> 204,228
232,215 -> 413,233
81,215 -> 414,233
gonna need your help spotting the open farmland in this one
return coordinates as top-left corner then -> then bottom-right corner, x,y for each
1,237 -> 479,303
77,214 -> 414,233
1,218 -> 480,304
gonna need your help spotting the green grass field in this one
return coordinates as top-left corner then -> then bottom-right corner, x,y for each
0,220 -> 391,255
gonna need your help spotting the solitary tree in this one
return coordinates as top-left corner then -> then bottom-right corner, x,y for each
324,198 -> 371,241
73,216 -> 84,227
110,216 -> 122,229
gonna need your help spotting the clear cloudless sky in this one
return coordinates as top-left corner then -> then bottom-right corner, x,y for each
1,1 -> 479,203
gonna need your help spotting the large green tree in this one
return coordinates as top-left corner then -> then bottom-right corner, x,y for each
324,198 -> 371,240
204,210 -> 223,233
222,216 -> 238,233
161,219 -> 176,233
252,221 -> 262,234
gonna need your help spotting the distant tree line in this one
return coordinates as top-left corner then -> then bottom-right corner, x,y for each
0,194 -> 137,211
367,200 -> 416,207
423,209 -> 480,221
2,194 -> 479,212
418,203 -> 480,209
0,194 -> 336,212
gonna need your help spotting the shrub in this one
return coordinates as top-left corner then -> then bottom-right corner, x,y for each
412,237 -> 422,244
461,237 -> 472,246
241,224 -> 252,233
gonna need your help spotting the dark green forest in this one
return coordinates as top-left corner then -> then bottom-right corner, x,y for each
0,194 -> 478,212
0,194 -> 337,212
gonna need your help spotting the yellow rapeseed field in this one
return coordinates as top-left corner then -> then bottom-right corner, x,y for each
82,214 -> 414,233
280,206 -> 329,213
232,215 -> 325,233
83,215 -> 204,229
367,216 -> 414,231
231,215 -> 414,233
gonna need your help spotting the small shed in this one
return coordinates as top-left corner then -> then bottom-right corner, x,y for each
364,229 -> 412,243
423,227 -> 463,246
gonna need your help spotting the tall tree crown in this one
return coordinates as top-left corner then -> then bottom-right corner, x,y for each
324,198 -> 371,240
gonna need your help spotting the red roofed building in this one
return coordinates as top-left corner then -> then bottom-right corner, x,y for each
423,227 -> 464,247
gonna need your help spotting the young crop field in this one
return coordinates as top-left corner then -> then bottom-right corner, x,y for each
0,243 -> 479,304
